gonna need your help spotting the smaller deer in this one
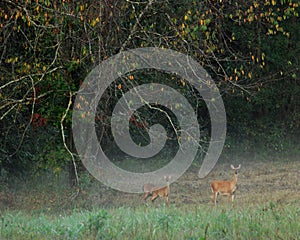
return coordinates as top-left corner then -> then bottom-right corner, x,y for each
143,183 -> 155,201
143,176 -> 171,207
211,164 -> 241,207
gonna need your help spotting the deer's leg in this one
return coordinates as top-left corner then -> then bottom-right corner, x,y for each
165,196 -> 169,207
151,193 -> 158,203
214,192 -> 218,206
231,193 -> 235,207
231,193 -> 235,202
143,192 -> 150,201
227,193 -> 231,203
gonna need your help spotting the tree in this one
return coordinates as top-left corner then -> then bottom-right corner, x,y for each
0,0 -> 299,179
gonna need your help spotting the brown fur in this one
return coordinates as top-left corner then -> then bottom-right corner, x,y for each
142,176 -> 171,207
211,164 -> 241,206
143,183 -> 155,201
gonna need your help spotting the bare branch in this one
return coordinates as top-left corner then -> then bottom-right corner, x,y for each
120,0 -> 155,51
8,75 -> 36,157
60,90 -> 80,195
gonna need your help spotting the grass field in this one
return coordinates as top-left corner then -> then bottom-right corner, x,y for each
1,204 -> 299,239
1,157 -> 300,239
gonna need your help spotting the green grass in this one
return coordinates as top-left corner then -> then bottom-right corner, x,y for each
1,203 -> 299,240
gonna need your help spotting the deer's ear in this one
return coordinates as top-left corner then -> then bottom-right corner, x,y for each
230,164 -> 234,169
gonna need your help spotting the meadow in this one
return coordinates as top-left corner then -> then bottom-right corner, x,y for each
1,203 -> 299,239
1,158 -> 300,239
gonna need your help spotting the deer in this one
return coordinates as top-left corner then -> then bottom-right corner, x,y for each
142,176 -> 171,207
143,183 -> 155,201
211,164 -> 241,207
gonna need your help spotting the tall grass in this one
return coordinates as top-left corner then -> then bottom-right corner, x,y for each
1,202 -> 299,240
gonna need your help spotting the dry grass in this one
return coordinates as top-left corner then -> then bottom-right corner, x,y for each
1,159 -> 299,211
168,159 -> 300,208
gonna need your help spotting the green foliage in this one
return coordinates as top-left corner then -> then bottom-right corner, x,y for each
1,0 -> 300,174
82,209 -> 109,238
33,144 -> 71,175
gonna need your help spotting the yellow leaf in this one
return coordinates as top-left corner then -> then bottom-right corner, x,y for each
117,84 -> 122,90
76,103 -> 82,110
268,29 -> 274,34
91,19 -> 97,26
54,167 -> 62,175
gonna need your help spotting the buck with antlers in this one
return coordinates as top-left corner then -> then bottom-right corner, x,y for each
211,164 -> 241,206
143,176 -> 171,207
